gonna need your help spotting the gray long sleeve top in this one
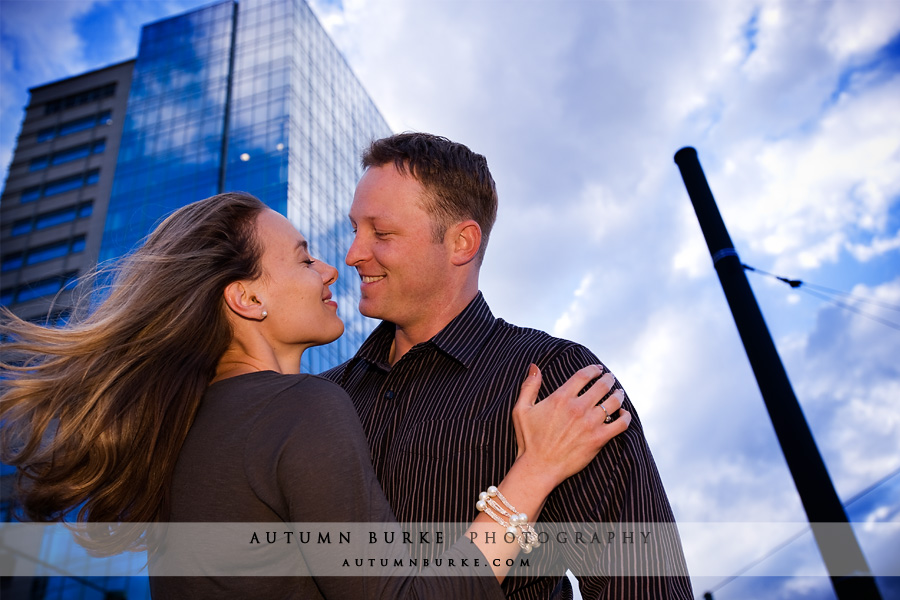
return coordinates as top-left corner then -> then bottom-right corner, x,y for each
149,371 -> 504,599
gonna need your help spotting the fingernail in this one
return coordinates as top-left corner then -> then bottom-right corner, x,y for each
528,363 -> 539,377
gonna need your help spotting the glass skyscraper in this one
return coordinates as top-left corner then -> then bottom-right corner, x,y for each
101,0 -> 390,372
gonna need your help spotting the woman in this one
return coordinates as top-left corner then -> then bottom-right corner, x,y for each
1,192 -> 629,598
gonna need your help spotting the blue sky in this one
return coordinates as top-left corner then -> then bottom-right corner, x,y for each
2,1 -> 899,598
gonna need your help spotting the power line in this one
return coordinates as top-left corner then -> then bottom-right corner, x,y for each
702,464 -> 900,597
743,264 -> 900,331
802,281 -> 900,313
798,286 -> 900,332
699,260 -> 900,597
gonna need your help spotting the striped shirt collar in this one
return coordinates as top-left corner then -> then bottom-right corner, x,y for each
352,291 -> 497,370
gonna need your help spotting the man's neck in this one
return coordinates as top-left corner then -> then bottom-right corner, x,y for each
388,326 -> 432,365
388,288 -> 478,365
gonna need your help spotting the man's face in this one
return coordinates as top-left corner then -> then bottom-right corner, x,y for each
346,165 -> 454,330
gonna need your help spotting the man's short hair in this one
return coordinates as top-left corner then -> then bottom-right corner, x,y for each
361,132 -> 498,263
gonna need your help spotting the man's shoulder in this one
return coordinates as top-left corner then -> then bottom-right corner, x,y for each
319,359 -> 352,384
490,317 -> 598,363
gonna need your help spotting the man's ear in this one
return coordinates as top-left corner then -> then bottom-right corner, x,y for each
223,280 -> 266,320
449,220 -> 482,266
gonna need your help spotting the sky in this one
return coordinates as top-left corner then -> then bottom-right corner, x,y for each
2,0 -> 899,598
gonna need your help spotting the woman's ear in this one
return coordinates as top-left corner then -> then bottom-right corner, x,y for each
223,280 -> 266,320
449,219 -> 482,266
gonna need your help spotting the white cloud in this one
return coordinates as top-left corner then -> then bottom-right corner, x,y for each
847,231 -> 900,262
683,5 -> 900,275
823,0 -> 900,61
0,0 -> 98,177
715,84 -> 900,272
786,278 -> 900,495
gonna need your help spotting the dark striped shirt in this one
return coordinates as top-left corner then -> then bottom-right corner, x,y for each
322,293 -> 692,599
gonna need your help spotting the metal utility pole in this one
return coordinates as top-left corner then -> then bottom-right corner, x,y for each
673,147 -> 881,599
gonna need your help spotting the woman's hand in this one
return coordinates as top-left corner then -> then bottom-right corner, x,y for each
511,364 -> 631,492
467,363 -> 631,581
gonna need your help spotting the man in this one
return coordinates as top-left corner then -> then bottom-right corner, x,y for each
322,133 -> 692,599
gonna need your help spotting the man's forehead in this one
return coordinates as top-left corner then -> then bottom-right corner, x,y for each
349,184 -> 430,221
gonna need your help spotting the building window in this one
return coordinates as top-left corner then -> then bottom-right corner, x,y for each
28,139 -> 106,172
44,83 -> 116,115
20,170 -> 100,202
21,186 -> 41,202
36,110 -> 111,143
25,241 -> 70,265
17,279 -> 64,302
51,143 -> 90,165
29,156 -> 49,171
43,174 -> 87,197
51,147 -> 89,165
12,272 -> 78,304
9,201 -> 94,237
36,206 -> 79,230
11,218 -> 33,236
25,236 -> 86,266
37,127 -> 55,142
59,115 -> 101,137
1,253 -> 24,272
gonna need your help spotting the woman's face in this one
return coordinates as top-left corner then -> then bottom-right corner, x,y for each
253,209 -> 344,350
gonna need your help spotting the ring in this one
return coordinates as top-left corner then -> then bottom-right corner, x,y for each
600,404 -> 612,424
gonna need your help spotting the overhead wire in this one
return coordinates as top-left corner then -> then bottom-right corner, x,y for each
701,265 -> 900,597
795,286 -> 900,332
703,264 -> 899,596
702,464 -> 900,597
742,264 -> 900,332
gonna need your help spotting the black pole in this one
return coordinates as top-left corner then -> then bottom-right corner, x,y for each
673,147 -> 881,599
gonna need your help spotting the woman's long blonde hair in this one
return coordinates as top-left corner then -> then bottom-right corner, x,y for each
1,192 -> 267,553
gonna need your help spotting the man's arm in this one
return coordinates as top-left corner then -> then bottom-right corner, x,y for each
536,344 -> 693,600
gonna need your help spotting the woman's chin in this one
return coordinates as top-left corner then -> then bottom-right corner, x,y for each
310,321 -> 345,347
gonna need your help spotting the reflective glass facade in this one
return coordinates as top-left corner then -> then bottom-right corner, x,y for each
227,0 -> 391,370
100,1 -> 235,260
101,0 -> 390,372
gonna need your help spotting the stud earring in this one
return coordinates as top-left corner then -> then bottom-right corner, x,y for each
261,310 -> 268,319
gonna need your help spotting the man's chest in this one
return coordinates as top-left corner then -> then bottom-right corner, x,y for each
350,355 -> 531,521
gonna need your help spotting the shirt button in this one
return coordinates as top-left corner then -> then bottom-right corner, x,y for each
384,390 -> 395,400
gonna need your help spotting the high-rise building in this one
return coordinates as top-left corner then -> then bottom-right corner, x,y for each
1,0 -> 391,596
1,62 -> 140,599
0,61 -> 134,323
2,0 -> 390,372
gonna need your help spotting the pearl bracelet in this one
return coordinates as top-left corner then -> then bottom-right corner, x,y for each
475,485 -> 540,553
